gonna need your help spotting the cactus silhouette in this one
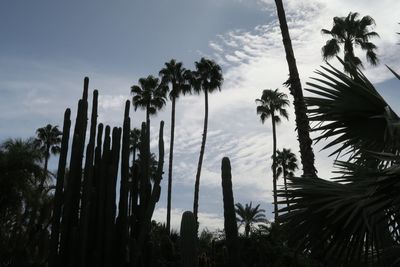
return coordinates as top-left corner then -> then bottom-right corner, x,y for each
221,157 -> 241,267
180,211 -> 198,267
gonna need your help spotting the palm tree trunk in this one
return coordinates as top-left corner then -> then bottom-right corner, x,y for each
43,155 -> 49,189
193,90 -> 209,226
146,104 -> 151,140
245,224 -> 250,238
166,96 -> 176,233
274,0 -> 317,178
39,146 -> 50,192
283,166 -> 289,210
271,117 -> 278,222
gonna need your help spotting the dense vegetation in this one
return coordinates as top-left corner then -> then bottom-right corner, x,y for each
1,1 -> 399,266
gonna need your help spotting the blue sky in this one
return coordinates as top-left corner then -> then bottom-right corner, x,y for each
1,0 -> 400,230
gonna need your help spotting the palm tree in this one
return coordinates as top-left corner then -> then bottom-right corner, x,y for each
131,75 -> 168,132
0,138 -> 43,213
190,58 -> 223,225
322,12 -> 379,74
129,127 -> 141,166
275,148 -> 298,209
159,59 -> 191,233
278,61 -> 400,266
256,89 -> 289,222
35,124 -> 62,189
235,202 -> 267,238
273,0 -> 317,178
131,76 -> 167,189
0,138 -> 47,266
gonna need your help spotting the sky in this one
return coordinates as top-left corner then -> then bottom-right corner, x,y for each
1,0 -> 400,232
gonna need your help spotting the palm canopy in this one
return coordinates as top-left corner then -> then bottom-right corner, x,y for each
321,12 -> 379,72
278,62 -> 400,266
0,138 -> 43,213
255,89 -> 289,124
159,59 -> 191,99
130,75 -> 168,116
305,59 -> 400,161
1,138 -> 43,180
278,159 -> 400,266
129,128 -> 141,153
276,148 -> 298,179
35,124 -> 62,158
235,202 -> 267,237
189,57 -> 223,94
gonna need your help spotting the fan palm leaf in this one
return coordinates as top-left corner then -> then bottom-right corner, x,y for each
305,59 -> 400,161
278,162 -> 400,266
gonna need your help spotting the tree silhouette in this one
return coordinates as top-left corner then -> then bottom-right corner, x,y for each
159,59 -> 191,233
235,202 -> 267,238
35,124 -> 62,189
0,138 -> 47,265
256,89 -> 289,221
280,62 -> 400,265
275,148 -> 298,209
189,57 -> 223,226
322,12 -> 379,74
131,75 -> 168,131
273,0 -> 317,178
129,127 -> 141,166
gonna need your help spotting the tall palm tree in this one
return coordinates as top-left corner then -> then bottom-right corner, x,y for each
159,59 -> 191,233
131,75 -> 168,131
235,202 -> 267,238
273,0 -> 317,178
131,76 -> 168,188
256,89 -> 289,221
275,148 -> 298,209
322,12 -> 379,74
190,58 -> 223,225
35,124 -> 62,189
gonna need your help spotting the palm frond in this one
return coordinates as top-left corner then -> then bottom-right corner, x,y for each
278,162 -> 400,266
305,60 -> 400,160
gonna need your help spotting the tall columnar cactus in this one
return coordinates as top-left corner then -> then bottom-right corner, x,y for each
80,89 -> 98,267
116,100 -> 131,266
48,77 -> 170,267
134,121 -> 165,265
138,122 -> 149,223
96,125 -> 111,266
49,108 -> 71,267
89,123 -> 103,264
221,157 -> 241,267
104,127 -> 122,266
180,211 -> 198,267
59,77 -> 89,266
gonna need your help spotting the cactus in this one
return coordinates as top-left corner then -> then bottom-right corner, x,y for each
221,157 -> 241,267
116,100 -> 131,266
49,108 -> 71,267
80,89 -> 98,266
134,121 -> 165,264
95,125 -> 111,266
180,211 -> 198,267
47,77 -> 168,267
59,77 -> 89,266
104,127 -> 122,266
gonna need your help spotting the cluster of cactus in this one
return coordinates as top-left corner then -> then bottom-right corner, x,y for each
48,77 -> 165,267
